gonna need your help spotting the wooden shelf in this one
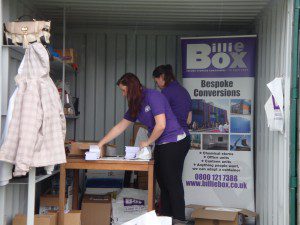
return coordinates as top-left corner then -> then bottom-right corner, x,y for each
2,46 -> 74,74
2,45 -> 26,54
9,170 -> 59,185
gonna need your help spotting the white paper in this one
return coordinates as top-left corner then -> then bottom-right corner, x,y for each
136,147 -> 152,160
205,207 -> 242,212
125,146 -> 140,159
89,145 -> 100,153
125,146 -> 140,152
267,78 -> 284,111
85,151 -> 100,160
265,77 -> 284,133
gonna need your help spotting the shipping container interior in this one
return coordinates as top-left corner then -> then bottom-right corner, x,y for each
0,0 -> 294,225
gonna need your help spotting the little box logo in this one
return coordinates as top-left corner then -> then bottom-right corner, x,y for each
145,105 -> 151,112
123,198 -> 145,206
187,41 -> 247,70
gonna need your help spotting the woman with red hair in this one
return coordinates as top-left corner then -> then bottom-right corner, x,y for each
98,73 -> 189,224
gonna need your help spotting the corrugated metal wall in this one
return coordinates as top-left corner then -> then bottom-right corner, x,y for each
57,32 -> 183,152
3,185 -> 28,224
1,48 -> 28,225
255,0 -> 293,225
55,29 -> 250,153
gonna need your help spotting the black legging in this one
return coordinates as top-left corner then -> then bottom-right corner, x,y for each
154,136 -> 190,220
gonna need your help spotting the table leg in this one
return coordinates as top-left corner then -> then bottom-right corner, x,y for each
148,164 -> 155,211
59,164 -> 66,225
72,170 -> 79,209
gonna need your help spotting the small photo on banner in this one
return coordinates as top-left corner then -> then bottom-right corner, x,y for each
230,135 -> 252,151
190,99 -> 230,133
190,133 -> 202,150
202,134 -> 229,151
230,99 -> 252,115
230,116 -> 251,133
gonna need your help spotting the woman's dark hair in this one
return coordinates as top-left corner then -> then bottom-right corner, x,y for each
152,64 -> 176,86
117,73 -> 143,118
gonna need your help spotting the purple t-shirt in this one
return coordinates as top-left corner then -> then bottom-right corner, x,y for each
124,88 -> 184,145
161,80 -> 192,135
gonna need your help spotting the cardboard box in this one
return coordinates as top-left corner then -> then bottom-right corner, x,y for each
81,194 -> 112,225
13,213 -> 57,225
12,214 -> 26,225
69,141 -> 111,157
64,210 -> 81,225
69,141 -> 95,156
40,194 -> 68,214
188,205 -> 256,225
105,144 -> 117,157
55,49 -> 77,64
47,211 -> 58,225
85,187 -> 121,196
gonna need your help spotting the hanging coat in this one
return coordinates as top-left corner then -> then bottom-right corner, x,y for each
0,43 -> 66,176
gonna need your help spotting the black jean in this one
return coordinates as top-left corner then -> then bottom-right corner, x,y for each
154,136 -> 190,220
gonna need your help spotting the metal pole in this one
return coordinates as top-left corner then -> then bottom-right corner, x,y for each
290,0 -> 299,225
27,168 -> 36,225
62,6 -> 66,107
0,0 -> 5,223
0,0 -> 3,139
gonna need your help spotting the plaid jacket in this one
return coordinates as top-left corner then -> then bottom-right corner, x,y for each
0,43 -> 66,176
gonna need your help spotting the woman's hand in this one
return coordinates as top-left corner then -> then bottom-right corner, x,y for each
139,141 -> 150,149
98,141 -> 104,150
97,119 -> 132,150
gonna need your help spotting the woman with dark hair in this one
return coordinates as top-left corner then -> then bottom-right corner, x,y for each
98,73 -> 189,224
153,65 -> 192,137
152,65 -> 192,222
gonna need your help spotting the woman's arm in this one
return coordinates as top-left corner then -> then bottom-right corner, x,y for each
140,114 -> 166,148
98,119 -> 132,148
187,111 -> 192,125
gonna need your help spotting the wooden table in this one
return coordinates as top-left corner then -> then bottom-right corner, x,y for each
58,158 -> 155,225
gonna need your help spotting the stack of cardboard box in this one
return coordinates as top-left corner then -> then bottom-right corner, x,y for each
187,205 -> 256,225
13,211 -> 82,225
81,194 -> 112,225
13,213 -> 57,225
68,141 -> 114,158
39,186 -> 73,214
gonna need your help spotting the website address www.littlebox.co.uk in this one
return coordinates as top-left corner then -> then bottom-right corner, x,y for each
185,180 -> 248,189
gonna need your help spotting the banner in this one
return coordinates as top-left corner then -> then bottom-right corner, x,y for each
181,36 -> 256,211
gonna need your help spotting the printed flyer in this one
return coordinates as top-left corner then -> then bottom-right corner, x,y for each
181,36 -> 256,211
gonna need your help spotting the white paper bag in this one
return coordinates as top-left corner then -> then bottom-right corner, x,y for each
136,147 -> 152,160
112,188 -> 148,224
264,77 -> 284,133
122,211 -> 172,225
